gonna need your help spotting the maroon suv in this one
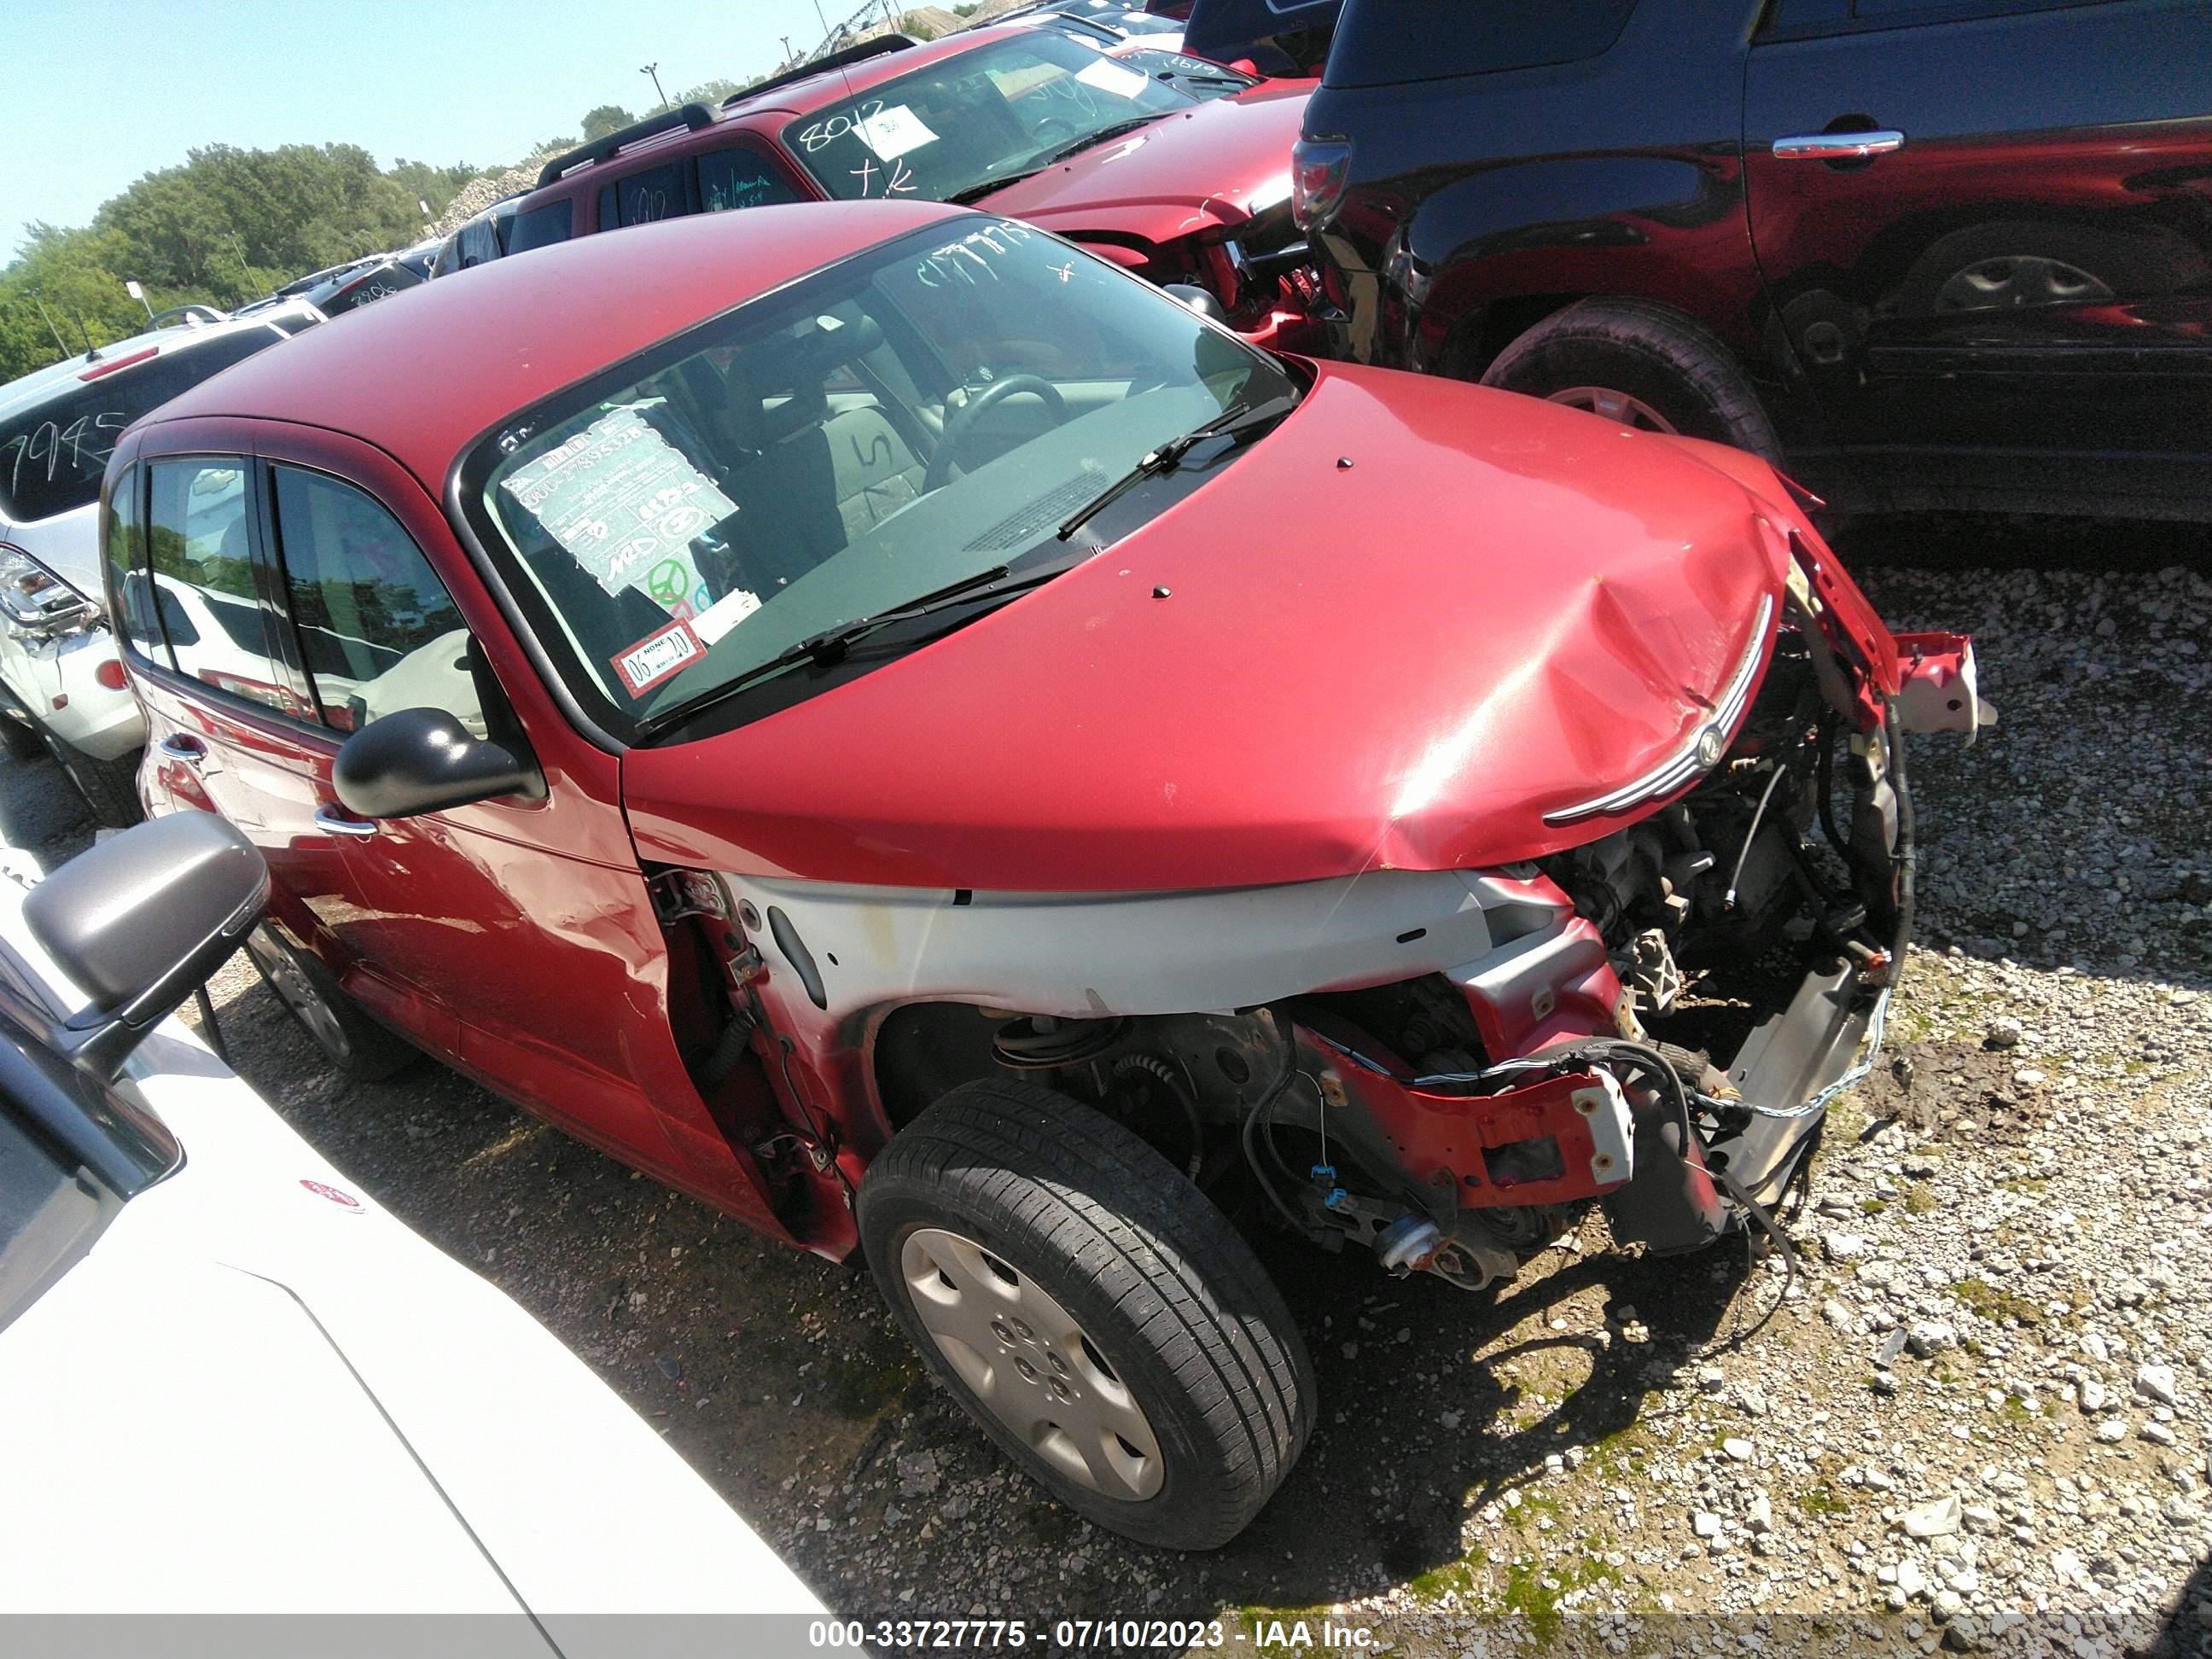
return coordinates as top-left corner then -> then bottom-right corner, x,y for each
487,20 -> 1319,346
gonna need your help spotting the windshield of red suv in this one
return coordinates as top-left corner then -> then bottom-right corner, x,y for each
783,32 -> 1224,204
469,218 -> 1296,737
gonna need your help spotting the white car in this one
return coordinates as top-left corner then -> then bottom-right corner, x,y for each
0,814 -> 826,1638
0,308 -> 319,824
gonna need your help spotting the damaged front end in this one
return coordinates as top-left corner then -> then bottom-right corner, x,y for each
1236,521 -> 1993,1291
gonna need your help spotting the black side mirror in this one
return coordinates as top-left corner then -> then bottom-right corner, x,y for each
22,812 -> 268,1081
1161,282 -> 1227,323
334,706 -> 541,821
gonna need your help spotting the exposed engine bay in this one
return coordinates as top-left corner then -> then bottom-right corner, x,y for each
866,601 -> 1974,1301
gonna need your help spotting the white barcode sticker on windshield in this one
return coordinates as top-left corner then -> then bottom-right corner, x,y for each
690,585 -> 763,644
855,104 -> 938,160
1074,58 -> 1149,101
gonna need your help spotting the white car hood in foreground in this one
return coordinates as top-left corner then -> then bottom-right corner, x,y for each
0,854 -> 822,1633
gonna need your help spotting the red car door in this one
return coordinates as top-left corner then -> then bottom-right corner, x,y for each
1743,0 -> 2212,515
114,434 -> 364,981
121,418 -> 799,1242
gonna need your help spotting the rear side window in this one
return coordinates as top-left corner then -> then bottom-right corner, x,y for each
270,468 -> 480,736
507,200 -> 573,253
102,464 -> 160,657
1325,0 -> 1638,87
697,147 -> 801,214
0,329 -> 282,525
599,161 -> 690,230
146,458 -> 292,713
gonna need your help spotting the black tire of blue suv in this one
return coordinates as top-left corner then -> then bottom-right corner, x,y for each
1480,299 -> 1781,463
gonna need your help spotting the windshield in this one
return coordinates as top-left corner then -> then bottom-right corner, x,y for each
783,31 -> 1207,203
469,218 -> 1296,737
0,329 -> 282,525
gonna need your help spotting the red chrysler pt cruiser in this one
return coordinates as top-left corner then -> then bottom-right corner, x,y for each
102,202 -> 1985,1549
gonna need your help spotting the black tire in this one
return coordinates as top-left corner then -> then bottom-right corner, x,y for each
39,731 -> 143,829
242,923 -> 417,1080
859,1078 -> 1314,1550
1481,296 -> 1782,462
0,712 -> 43,763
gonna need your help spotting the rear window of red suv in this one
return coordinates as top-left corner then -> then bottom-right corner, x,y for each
1324,0 -> 1637,87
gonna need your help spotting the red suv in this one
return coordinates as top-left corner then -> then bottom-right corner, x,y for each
105,202 -> 1982,1549
491,20 -> 1319,345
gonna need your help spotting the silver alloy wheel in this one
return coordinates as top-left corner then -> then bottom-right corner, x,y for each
247,932 -> 351,1062
899,1225 -> 1164,1501
1543,385 -> 1679,434
1934,253 -> 2111,314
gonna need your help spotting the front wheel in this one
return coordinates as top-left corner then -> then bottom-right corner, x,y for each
1481,296 -> 1782,462
39,731 -> 143,829
859,1078 -> 1314,1550
243,923 -> 417,1080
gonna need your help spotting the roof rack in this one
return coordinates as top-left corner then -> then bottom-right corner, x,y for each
722,33 -> 919,112
537,102 -> 719,189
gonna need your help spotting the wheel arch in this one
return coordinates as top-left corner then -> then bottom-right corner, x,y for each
1392,153 -> 1766,377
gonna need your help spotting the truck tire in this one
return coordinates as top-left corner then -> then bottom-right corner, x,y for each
0,711 -> 42,763
1482,297 -> 1783,462
859,1077 -> 1314,1550
40,731 -> 143,829
242,923 -> 417,1080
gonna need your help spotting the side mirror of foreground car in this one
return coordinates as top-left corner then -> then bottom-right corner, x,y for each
1161,282 -> 1229,323
333,706 -> 542,821
22,812 -> 269,1081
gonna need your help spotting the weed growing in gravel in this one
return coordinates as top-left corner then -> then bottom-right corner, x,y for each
822,1336 -> 926,1417
1498,1549 -> 1620,1645
1904,1185 -> 1940,1214
1953,1276 -> 2046,1326
1408,1560 -> 1474,1600
1796,1482 -> 1851,1517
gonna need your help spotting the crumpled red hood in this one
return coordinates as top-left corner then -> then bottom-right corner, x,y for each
974,80 -> 1311,247
624,364 -> 1808,892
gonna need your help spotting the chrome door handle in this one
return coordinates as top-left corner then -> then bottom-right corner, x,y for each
313,805 -> 379,838
1773,130 -> 1905,161
157,735 -> 206,764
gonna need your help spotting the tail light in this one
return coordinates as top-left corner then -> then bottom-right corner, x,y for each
0,546 -> 96,633
95,658 -> 129,690
1289,137 -> 1353,233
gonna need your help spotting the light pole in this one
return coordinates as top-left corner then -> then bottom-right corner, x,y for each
641,61 -> 667,108
125,279 -> 155,323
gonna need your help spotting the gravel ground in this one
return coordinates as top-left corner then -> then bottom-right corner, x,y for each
6,514 -> 2208,1656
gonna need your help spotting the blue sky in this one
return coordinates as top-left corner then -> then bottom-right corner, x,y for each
4,0 -> 841,254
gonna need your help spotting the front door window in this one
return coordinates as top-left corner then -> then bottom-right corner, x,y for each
269,467 -> 480,736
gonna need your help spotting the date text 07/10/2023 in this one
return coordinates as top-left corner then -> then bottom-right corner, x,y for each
806,1617 -> 1380,1650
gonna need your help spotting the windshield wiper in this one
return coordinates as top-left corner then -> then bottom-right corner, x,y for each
1055,393 -> 1300,544
635,562 -> 1059,737
1040,114 -> 1169,166
947,172 -> 1045,205
1151,67 -> 1252,90
947,114 -> 1173,202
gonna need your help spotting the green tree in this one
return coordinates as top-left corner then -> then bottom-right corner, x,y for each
0,143 -> 486,382
580,104 -> 637,140
385,157 -> 477,222
675,78 -> 747,105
